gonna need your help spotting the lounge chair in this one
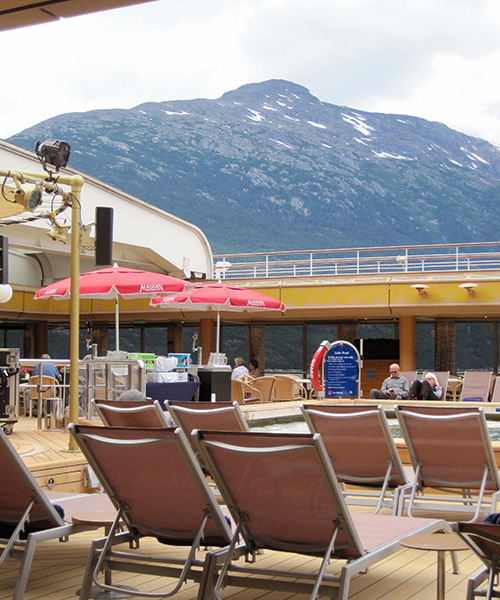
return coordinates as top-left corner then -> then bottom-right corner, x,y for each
166,400 -> 249,435
194,429 -> 455,600
301,403 -> 412,514
457,521 -> 500,600
0,427 -> 114,600
489,376 -> 500,403
460,371 -> 494,402
400,370 -> 417,385
423,370 -> 450,398
69,424 -> 234,600
395,405 -> 500,521
92,398 -> 172,427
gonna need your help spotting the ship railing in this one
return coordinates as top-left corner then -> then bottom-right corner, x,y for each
213,242 -> 500,279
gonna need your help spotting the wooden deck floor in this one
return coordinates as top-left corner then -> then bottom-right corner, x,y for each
1,417 -> 486,600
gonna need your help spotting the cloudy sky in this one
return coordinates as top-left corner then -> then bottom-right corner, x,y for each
1,0 -> 500,144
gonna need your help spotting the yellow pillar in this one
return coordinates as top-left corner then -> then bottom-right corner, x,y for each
200,318 -> 215,364
399,316 -> 416,371
68,175 -> 83,451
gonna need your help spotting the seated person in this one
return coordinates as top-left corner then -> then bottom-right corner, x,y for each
231,357 -> 249,381
410,372 -> 443,400
32,353 -> 62,382
370,363 -> 409,400
248,359 -> 261,378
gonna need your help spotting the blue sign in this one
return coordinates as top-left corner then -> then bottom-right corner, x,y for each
324,341 -> 360,398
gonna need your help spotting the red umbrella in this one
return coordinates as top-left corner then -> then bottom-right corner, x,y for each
150,282 -> 286,353
36,264 -> 190,350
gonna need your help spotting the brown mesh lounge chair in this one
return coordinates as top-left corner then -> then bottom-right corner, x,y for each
395,406 -> 500,521
460,371 -> 494,402
92,398 -> 172,427
194,429 -> 455,600
69,424 -> 234,600
301,403 -> 412,515
166,400 -> 249,435
0,427 -> 114,600
457,522 -> 500,600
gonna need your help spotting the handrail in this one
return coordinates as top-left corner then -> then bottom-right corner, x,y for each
213,241 -> 500,279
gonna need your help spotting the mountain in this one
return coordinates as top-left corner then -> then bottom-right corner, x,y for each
6,79 -> 500,254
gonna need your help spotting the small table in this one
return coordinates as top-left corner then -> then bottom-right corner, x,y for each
400,533 -> 469,600
72,511 -> 137,600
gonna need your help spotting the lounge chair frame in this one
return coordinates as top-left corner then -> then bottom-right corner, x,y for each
396,406 -> 500,521
457,522 -> 500,600
166,400 -> 249,434
0,427 -> 114,600
69,424 -> 234,600
301,403 -> 412,515
92,398 -> 171,427
194,429 -> 455,600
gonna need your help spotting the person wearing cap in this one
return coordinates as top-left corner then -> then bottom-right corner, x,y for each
409,372 -> 443,400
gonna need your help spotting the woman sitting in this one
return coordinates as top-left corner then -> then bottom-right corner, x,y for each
410,372 -> 443,400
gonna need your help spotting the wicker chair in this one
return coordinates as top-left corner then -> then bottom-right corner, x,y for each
231,379 -> 262,404
249,376 -> 276,403
272,375 -> 308,402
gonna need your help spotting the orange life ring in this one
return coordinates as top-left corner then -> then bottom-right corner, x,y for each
309,341 -> 330,391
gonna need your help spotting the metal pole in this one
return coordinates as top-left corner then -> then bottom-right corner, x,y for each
68,175 -> 83,451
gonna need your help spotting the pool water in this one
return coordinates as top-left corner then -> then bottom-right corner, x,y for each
250,417 -> 500,442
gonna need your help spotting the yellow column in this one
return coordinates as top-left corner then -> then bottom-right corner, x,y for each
399,316 -> 416,371
200,318 -> 215,364
68,175 -> 83,451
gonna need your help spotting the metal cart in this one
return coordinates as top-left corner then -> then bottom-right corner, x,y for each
0,348 -> 20,434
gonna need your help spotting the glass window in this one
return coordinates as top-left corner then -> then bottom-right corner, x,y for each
144,327 -> 168,355
266,324 -> 302,372
183,326 -> 198,354
108,327 -> 141,354
221,325 -> 248,367
307,324 -> 338,364
416,322 -> 435,370
456,322 -> 493,371
0,328 -> 25,357
358,323 -> 396,339
48,327 -> 89,359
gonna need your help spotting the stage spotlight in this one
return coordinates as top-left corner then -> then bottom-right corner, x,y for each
47,219 -> 70,243
35,139 -> 71,173
13,183 -> 43,212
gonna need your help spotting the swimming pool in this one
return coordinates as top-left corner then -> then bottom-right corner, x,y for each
250,417 -> 500,442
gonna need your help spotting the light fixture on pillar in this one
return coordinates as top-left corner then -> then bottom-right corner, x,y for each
459,282 -> 478,296
35,139 -> 71,174
8,175 -> 43,212
411,283 -> 429,297
47,215 -> 70,243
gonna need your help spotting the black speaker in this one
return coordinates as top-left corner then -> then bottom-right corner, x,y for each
95,207 -> 113,266
0,236 -> 8,284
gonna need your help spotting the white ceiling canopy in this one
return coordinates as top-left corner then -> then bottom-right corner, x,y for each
0,0 -> 159,32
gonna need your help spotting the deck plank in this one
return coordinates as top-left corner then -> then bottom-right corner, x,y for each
0,417 -> 488,600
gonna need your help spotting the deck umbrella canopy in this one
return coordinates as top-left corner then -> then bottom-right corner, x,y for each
150,282 -> 286,353
35,264 -> 190,351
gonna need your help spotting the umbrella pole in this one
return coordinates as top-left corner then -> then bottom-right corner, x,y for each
115,296 -> 120,351
216,309 -> 220,354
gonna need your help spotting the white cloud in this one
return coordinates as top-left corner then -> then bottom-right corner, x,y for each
2,0 -> 500,144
